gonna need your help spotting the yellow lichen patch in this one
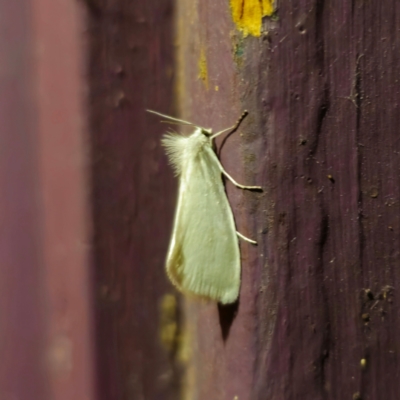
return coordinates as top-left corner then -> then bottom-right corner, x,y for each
178,304 -> 194,400
230,0 -> 275,37
198,47 -> 209,89
159,293 -> 179,353
262,0 -> 274,16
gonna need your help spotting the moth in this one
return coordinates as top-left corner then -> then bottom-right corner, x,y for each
148,110 -> 261,304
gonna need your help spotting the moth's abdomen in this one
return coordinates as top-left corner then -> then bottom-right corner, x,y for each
183,129 -> 209,158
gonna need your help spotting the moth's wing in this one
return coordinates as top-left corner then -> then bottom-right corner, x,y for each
166,145 -> 241,304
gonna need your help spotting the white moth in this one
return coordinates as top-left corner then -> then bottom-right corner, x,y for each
148,110 -> 261,304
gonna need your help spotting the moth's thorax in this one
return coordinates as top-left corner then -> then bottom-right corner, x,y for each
161,126 -> 214,177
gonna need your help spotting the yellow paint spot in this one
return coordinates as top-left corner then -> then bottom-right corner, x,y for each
230,0 -> 275,37
215,85 -> 219,91
198,47 -> 209,89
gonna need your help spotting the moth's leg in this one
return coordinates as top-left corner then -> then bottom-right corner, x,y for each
237,231 -> 257,245
210,110 -> 248,139
220,165 -> 262,190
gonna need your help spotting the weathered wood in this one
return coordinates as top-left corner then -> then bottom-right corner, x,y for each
177,1 -> 400,399
0,1 -> 96,399
87,0 -> 179,399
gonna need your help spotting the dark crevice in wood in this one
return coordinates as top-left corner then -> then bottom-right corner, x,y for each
314,0 -> 326,72
354,54 -> 363,111
309,85 -> 330,159
356,55 -> 364,280
314,211 -> 332,395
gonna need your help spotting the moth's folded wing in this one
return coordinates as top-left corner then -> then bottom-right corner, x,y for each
166,147 -> 241,304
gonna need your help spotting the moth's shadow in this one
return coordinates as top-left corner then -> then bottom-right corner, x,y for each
218,300 -> 239,341
217,128 -> 236,157
216,111 -> 248,157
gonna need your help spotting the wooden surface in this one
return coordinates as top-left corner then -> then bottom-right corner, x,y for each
3,0 -> 400,399
0,0 -> 96,399
177,1 -> 400,399
87,0 -> 179,399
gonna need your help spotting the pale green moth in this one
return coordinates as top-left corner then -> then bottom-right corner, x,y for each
148,110 -> 261,304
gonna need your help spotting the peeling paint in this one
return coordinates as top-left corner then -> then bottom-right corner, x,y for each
198,47 -> 209,89
230,0 -> 275,37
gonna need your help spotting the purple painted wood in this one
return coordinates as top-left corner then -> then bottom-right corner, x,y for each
0,0 -> 96,399
86,0 -> 178,399
177,1 -> 400,399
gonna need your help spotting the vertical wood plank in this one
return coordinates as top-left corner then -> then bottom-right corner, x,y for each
177,0 -> 400,399
0,2 -> 49,397
0,0 -> 96,399
87,0 -> 179,399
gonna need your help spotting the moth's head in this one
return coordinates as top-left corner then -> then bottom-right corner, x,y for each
200,127 -> 213,137
193,127 -> 212,143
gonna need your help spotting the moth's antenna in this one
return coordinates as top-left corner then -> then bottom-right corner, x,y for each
235,110 -> 249,126
160,121 -> 190,126
211,110 -> 249,139
147,109 -> 197,127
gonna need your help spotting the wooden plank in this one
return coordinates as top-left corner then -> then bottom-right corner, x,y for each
0,0 -> 95,399
86,0 -> 179,399
177,0 -> 400,399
